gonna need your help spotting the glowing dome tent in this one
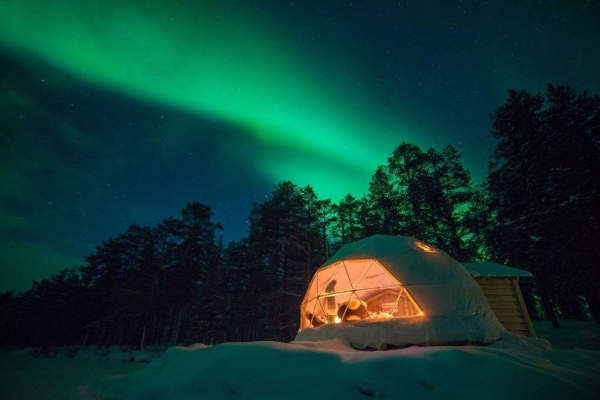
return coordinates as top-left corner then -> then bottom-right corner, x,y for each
299,258 -> 423,329
295,235 -> 504,349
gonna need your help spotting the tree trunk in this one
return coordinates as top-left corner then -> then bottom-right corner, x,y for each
171,306 -> 184,345
581,280 -> 600,324
558,294 -> 585,321
537,277 -> 560,328
140,322 -> 147,350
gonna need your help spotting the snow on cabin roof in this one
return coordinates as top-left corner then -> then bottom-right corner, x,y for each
461,262 -> 532,278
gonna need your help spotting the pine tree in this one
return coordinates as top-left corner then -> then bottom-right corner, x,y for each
331,193 -> 362,245
486,85 -> 600,324
245,181 -> 326,341
366,166 -> 401,235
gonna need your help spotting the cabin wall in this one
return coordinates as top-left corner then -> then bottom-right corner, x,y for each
475,277 -> 536,338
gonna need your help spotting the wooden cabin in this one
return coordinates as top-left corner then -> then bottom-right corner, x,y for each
462,262 -> 536,338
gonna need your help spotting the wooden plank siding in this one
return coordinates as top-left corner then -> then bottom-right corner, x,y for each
474,277 -> 536,338
512,276 -> 536,338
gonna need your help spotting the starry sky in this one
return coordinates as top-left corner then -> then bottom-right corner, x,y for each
1,0 -> 599,293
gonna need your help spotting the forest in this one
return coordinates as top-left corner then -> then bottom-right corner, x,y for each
1,85 -> 598,349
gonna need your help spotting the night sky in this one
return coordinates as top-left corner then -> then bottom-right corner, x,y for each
1,0 -> 598,293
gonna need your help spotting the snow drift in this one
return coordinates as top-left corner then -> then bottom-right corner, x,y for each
79,332 -> 600,400
295,313 -> 503,350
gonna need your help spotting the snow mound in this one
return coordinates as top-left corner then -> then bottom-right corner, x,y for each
80,336 -> 600,400
295,312 -> 504,349
1,345 -> 167,363
71,345 -> 165,363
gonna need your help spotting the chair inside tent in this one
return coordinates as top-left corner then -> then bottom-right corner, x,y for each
300,259 -> 423,331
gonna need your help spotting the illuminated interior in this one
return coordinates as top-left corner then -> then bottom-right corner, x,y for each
299,259 -> 423,331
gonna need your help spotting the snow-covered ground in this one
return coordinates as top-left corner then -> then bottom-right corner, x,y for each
0,355 -> 143,400
1,321 -> 599,400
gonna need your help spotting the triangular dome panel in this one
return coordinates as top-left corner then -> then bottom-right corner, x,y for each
300,258 -> 422,331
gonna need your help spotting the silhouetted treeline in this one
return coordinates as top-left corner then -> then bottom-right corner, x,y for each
0,84 -> 598,349
484,84 -> 600,325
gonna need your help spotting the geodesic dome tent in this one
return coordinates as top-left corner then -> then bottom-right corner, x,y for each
295,235 -> 504,349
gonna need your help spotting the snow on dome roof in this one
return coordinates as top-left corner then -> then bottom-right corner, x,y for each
295,235 -> 504,349
461,262 -> 533,278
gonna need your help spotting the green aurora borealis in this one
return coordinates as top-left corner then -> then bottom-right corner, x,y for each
1,0 -> 599,291
0,0 -> 412,194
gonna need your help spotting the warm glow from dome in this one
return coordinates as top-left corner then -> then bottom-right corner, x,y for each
415,241 -> 435,253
